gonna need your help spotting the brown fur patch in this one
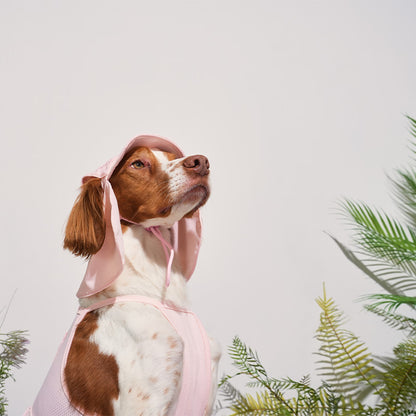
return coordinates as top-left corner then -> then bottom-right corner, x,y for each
63,177 -> 106,258
110,147 -> 175,224
64,311 -> 119,416
168,336 -> 178,349
64,145 -> 210,257
163,150 -> 176,161
149,376 -> 158,384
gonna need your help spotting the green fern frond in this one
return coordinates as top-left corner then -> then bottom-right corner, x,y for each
227,337 -> 295,412
228,336 -> 268,381
315,287 -> 379,401
218,379 -> 245,406
229,391 -> 291,416
219,335 -> 384,415
378,337 -> 416,412
278,377 -> 323,415
0,329 -> 29,415
270,377 -> 317,396
248,376 -> 321,407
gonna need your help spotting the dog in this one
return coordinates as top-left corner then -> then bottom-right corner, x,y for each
25,136 -> 220,416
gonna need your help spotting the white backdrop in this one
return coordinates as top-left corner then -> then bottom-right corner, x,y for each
1,1 -> 416,414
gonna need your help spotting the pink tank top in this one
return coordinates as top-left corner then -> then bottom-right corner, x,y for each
24,295 -> 212,416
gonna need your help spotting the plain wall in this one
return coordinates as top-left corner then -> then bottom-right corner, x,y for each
1,1 -> 416,414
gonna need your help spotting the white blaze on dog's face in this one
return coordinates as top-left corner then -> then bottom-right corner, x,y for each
109,146 -> 210,227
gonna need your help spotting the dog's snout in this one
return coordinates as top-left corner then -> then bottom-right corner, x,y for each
183,155 -> 210,176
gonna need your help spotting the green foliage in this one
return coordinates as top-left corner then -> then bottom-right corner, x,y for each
218,336 -> 348,416
0,330 -> 29,415
315,287 -> 379,402
218,291 -> 416,415
217,115 -> 416,415
378,338 -> 416,412
362,294 -> 416,313
217,333 -> 381,415
0,301 -> 29,416
364,304 -> 416,336
340,200 -> 416,267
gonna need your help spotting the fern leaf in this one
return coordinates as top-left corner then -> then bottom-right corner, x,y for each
378,337 -> 416,412
227,337 -> 296,413
315,287 -> 380,401
229,391 -> 291,415
219,379 -> 245,406
228,336 -> 268,381
0,329 -> 29,415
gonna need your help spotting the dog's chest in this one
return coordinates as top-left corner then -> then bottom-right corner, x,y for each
89,298 -> 213,415
93,302 -> 183,365
94,302 -> 184,414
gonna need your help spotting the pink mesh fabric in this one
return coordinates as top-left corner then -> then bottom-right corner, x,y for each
24,296 -> 212,415
28,315 -> 83,415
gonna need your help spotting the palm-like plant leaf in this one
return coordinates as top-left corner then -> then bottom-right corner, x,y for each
362,294 -> 416,312
315,287 -> 380,401
328,235 -> 413,296
341,200 -> 416,272
364,304 -> 416,335
362,258 -> 416,296
389,168 -> 416,230
389,116 -> 416,227
406,115 -> 416,159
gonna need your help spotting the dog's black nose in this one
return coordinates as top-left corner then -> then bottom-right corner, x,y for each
183,155 -> 210,176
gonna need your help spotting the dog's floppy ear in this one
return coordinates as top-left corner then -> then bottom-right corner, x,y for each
64,177 -> 106,258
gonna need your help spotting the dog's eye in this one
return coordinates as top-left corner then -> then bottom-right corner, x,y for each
131,160 -> 145,169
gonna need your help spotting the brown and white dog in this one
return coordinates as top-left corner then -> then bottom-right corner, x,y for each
25,138 -> 220,416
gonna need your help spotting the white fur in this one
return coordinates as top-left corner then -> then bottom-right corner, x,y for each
78,150 -> 220,415
140,151 -> 205,228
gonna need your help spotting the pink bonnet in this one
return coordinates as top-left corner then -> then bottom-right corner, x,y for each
76,135 -> 202,298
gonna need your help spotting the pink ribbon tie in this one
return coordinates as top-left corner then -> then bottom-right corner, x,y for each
76,135 -> 201,299
145,226 -> 174,287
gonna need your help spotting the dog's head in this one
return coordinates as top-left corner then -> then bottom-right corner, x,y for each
111,146 -> 210,227
64,146 -> 210,259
